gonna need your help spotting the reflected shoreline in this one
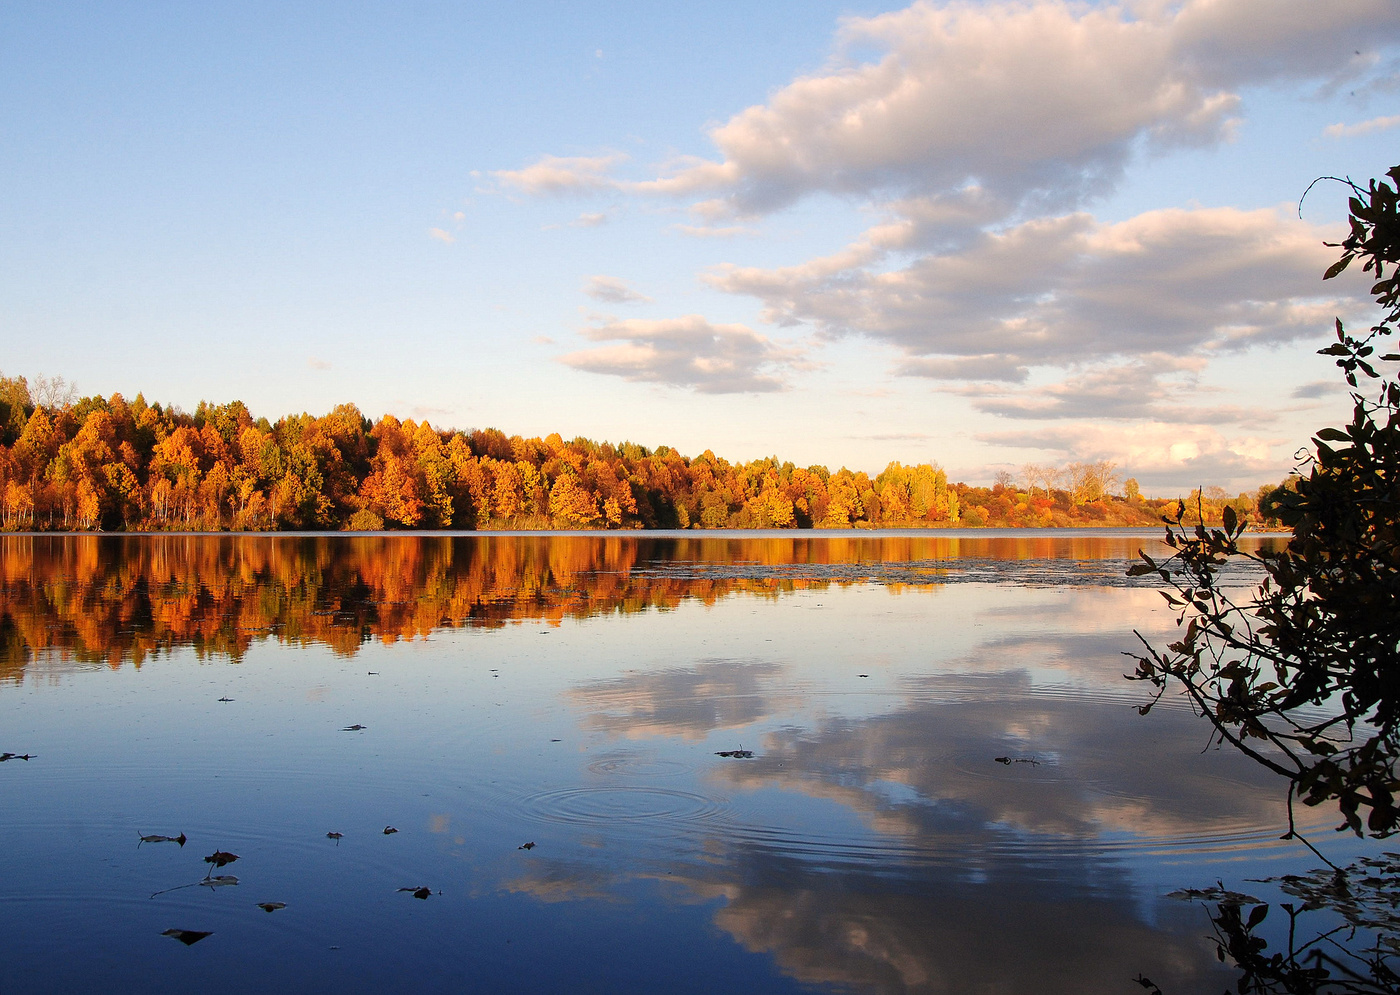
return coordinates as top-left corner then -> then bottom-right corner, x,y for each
0,532 -> 1278,672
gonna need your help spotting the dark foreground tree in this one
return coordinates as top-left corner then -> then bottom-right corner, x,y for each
1129,167 -> 1400,838
1129,167 -> 1400,994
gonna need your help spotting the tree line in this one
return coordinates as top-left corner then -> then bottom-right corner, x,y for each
0,374 -> 1252,532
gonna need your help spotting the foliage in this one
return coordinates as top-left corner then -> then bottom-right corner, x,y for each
0,382 -> 1217,533
1127,167 -> 1400,837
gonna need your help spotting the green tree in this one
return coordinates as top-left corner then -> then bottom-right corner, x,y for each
1128,166 -> 1400,838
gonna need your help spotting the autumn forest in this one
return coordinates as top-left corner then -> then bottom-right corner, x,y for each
0,374 -> 1265,532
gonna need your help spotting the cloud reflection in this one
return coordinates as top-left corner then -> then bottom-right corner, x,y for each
568,660 -> 792,741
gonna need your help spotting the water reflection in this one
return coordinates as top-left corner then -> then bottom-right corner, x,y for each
0,531 -> 1207,672
0,534 -> 1315,994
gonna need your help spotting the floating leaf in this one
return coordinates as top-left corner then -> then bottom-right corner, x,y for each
216,697 -> 233,703
858,674 -> 870,678
162,929 -> 212,946
201,875 -> 238,888
715,750 -> 753,759
203,851 -> 239,868
0,752 -> 33,761
382,826 -> 398,835
326,831 -> 343,841
397,886 -> 433,900
341,724 -> 367,732
518,841 -> 536,850
139,832 -> 187,847
256,902 -> 286,913
993,756 -> 1040,766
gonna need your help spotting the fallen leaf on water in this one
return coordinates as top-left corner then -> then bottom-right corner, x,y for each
326,831 -> 343,841
0,752 -> 34,761
203,851 -> 239,868
256,902 -> 286,913
993,756 -> 1040,766
341,724 -> 367,732
217,697 -> 233,703
201,875 -> 238,888
715,750 -> 754,759
139,832 -> 187,847
382,826 -> 398,835
162,929 -> 212,946
518,842 -> 535,850
397,886 -> 433,900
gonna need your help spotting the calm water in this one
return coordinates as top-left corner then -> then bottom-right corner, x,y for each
0,531 -> 1363,993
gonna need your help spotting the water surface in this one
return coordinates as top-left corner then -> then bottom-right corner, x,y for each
0,531 -> 1350,993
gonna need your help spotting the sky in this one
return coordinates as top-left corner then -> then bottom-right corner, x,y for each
2,0 -> 1399,494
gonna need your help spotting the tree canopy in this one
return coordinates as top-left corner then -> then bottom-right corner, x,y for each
0,381 -> 1217,533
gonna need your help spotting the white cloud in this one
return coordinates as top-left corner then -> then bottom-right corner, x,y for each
558,315 -> 809,393
623,0 -> 1399,218
583,275 -> 652,304
955,360 -> 1265,423
708,204 -> 1351,378
1324,113 -> 1400,138
572,212 -> 608,227
494,153 -> 628,196
428,227 -> 455,244
672,224 -> 756,239
976,420 -> 1284,491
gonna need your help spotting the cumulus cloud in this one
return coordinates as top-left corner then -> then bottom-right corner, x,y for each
708,204 -> 1348,379
494,1 -> 1395,224
672,224 -> 756,239
572,212 -> 608,227
583,275 -> 652,304
627,0 -> 1399,218
558,315 -> 809,393
428,227 -> 455,244
494,153 -> 628,196
1324,113 -> 1400,138
975,421 -> 1283,490
956,360 -> 1266,424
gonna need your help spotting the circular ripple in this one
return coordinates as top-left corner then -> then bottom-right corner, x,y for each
519,786 -> 725,832
585,755 -> 693,778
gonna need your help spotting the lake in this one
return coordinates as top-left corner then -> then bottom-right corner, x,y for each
0,531 -> 1367,993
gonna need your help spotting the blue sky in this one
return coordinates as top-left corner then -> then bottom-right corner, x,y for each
2,1 -> 1398,493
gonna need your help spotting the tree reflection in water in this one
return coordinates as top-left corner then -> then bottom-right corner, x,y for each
1142,855 -> 1400,994
0,530 -> 1201,673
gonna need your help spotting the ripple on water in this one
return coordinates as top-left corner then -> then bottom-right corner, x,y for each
584,753 -> 694,778
517,785 -> 727,836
